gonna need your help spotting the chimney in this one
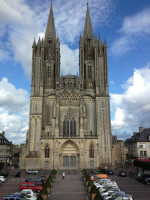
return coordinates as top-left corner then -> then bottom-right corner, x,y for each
139,126 -> 143,133
133,132 -> 137,136
1,131 -> 5,137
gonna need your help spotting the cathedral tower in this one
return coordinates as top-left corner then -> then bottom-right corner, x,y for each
20,3 -> 112,170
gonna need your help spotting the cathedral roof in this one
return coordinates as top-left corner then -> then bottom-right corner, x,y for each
45,3 -> 56,41
65,72 -> 75,78
83,3 -> 94,39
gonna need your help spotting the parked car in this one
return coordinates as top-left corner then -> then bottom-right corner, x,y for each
3,194 -> 25,200
0,170 -> 9,177
99,169 -> 114,175
19,182 -> 42,193
118,171 -> 127,177
23,196 -> 36,200
108,193 -> 134,200
135,173 -> 150,182
14,171 -> 21,177
143,177 -> 150,185
0,176 -> 6,182
15,189 -> 36,197
26,169 -> 39,174
100,188 -> 121,196
14,163 -> 19,168
104,191 -> 126,200
24,177 -> 43,186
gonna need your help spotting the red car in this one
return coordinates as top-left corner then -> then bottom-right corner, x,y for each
19,182 -> 42,193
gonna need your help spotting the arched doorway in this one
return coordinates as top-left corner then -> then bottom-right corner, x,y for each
70,156 -> 76,169
44,161 -> 49,169
60,140 -> 79,169
63,156 -> 69,169
90,160 -> 94,169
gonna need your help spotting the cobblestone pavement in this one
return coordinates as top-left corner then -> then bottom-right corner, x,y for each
49,170 -> 89,200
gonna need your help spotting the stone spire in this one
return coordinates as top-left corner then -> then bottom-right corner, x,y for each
83,3 -> 94,39
45,3 -> 56,41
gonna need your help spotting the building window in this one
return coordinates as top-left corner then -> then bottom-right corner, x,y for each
48,65 -> 51,78
45,146 -> 50,158
63,120 -> 67,137
88,66 -> 92,80
63,119 -> 76,137
143,144 -> 146,149
89,144 -> 94,158
140,151 -> 147,157
139,144 -> 143,148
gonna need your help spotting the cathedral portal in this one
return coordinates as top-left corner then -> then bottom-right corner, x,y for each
60,140 -> 79,169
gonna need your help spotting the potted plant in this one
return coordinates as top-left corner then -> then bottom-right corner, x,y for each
85,175 -> 91,187
51,169 -> 57,179
50,172 -> 55,182
45,181 -> 51,194
47,175 -> 53,187
94,192 -> 104,200
88,180 -> 94,193
82,168 -> 86,175
40,185 -> 48,200
83,170 -> 87,182
37,194 -> 43,200
90,185 -> 99,200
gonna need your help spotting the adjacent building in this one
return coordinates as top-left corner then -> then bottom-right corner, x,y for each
20,3 -> 112,170
0,131 -> 12,163
125,127 -> 150,161
112,136 -> 127,167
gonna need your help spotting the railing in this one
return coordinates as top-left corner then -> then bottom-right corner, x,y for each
41,135 -> 98,139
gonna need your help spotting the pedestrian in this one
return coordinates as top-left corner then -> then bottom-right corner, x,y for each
62,171 -> 65,180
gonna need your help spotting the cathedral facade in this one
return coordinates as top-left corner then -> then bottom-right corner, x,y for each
20,3 -> 112,170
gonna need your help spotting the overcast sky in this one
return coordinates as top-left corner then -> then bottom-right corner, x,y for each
0,0 -> 150,144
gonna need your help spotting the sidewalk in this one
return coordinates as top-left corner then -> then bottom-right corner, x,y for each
49,170 -> 89,200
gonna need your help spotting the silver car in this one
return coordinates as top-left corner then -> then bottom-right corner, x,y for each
26,169 -> 39,174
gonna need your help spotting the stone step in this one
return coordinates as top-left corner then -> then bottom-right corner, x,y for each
58,169 -> 81,175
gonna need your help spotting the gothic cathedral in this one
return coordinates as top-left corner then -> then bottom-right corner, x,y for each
20,3 -> 112,170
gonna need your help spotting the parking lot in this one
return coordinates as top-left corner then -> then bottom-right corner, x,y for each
0,169 -> 50,199
0,169 -> 150,200
108,174 -> 150,200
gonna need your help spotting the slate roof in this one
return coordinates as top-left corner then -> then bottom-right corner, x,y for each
125,128 -> 150,143
0,133 -> 10,145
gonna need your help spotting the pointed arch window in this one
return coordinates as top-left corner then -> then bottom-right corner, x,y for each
63,118 -> 76,137
74,120 -> 76,137
89,144 -> 94,158
63,120 -> 67,137
88,65 -> 92,80
48,65 -> 51,78
70,120 -> 73,137
45,146 -> 50,158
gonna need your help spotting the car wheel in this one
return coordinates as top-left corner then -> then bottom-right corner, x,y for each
37,189 -> 40,193
147,182 -> 150,185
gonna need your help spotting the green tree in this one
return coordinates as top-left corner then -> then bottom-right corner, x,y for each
0,162 -> 4,172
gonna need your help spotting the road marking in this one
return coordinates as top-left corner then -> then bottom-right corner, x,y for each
7,178 -> 25,183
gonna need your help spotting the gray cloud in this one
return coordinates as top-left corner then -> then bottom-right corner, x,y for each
111,64 -> 150,138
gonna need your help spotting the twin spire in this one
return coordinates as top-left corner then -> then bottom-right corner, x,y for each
45,3 -> 93,41
83,3 -> 94,39
45,3 -> 56,41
